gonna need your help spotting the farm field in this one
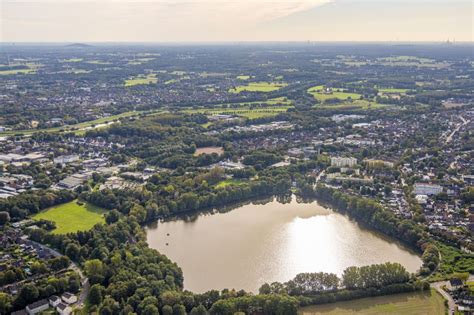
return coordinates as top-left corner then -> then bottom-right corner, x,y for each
0,63 -> 41,75
298,290 -> 446,315
237,75 -> 251,80
124,73 -> 158,86
32,200 -> 106,234
308,86 -> 361,102
229,81 -> 287,93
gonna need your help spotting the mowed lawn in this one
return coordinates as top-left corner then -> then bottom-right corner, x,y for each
298,290 -> 446,315
33,200 -> 106,234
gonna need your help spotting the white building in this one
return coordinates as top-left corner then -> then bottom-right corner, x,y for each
26,299 -> 49,314
331,157 -> 357,168
414,183 -> 443,195
61,292 -> 77,305
49,295 -> 61,307
56,302 -> 73,315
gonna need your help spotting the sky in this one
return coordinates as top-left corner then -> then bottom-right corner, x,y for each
1,0 -> 473,42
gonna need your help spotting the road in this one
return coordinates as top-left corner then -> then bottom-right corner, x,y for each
431,275 -> 474,315
29,240 -> 90,308
431,281 -> 455,315
446,115 -> 469,143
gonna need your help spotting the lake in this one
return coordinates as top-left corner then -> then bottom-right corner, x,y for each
146,196 -> 422,293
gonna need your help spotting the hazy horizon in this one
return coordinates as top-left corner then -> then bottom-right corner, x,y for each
1,0 -> 473,43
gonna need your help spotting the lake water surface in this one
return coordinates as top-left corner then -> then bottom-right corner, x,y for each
146,196 -> 422,293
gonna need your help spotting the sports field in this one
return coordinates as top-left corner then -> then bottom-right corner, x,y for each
32,200 -> 106,234
298,290 -> 446,315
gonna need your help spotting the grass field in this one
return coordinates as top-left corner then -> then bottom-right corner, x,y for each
237,75 -> 251,80
124,73 -> 158,87
0,63 -> 41,75
215,179 -> 247,188
378,88 -> 409,94
229,82 -> 287,93
298,290 -> 446,315
308,86 -> 361,102
32,200 -> 106,234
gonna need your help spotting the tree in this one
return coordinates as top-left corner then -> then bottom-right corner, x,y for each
0,293 -> 12,314
162,305 -> 173,315
65,243 -> 81,261
190,305 -> 208,315
105,209 -> 120,224
0,211 -> 10,225
85,259 -> 105,284
18,283 -> 39,305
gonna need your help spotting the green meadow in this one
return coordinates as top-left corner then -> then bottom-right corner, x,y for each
33,200 -> 106,234
124,73 -> 158,87
0,63 -> 41,75
215,179 -> 247,188
229,82 -> 287,93
298,290 -> 446,315
307,86 -> 361,102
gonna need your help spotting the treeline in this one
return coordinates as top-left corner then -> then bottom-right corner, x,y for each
312,185 -> 427,250
258,263 -> 428,309
259,263 -> 414,296
81,172 -> 292,224
0,189 -> 76,221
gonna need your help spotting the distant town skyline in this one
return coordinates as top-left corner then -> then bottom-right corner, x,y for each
1,0 -> 473,42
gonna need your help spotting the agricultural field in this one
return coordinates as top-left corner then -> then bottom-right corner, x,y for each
32,200 -> 106,234
229,81 -> 288,93
0,63 -> 41,75
124,73 -> 158,86
307,86 -> 361,102
237,75 -> 251,80
298,290 -> 446,315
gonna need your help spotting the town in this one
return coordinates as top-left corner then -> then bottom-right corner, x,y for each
0,43 -> 472,314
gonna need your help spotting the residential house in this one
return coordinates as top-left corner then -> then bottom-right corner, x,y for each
25,299 -> 49,314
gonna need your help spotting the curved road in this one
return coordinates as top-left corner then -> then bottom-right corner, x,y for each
431,275 -> 474,315
431,281 -> 455,315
